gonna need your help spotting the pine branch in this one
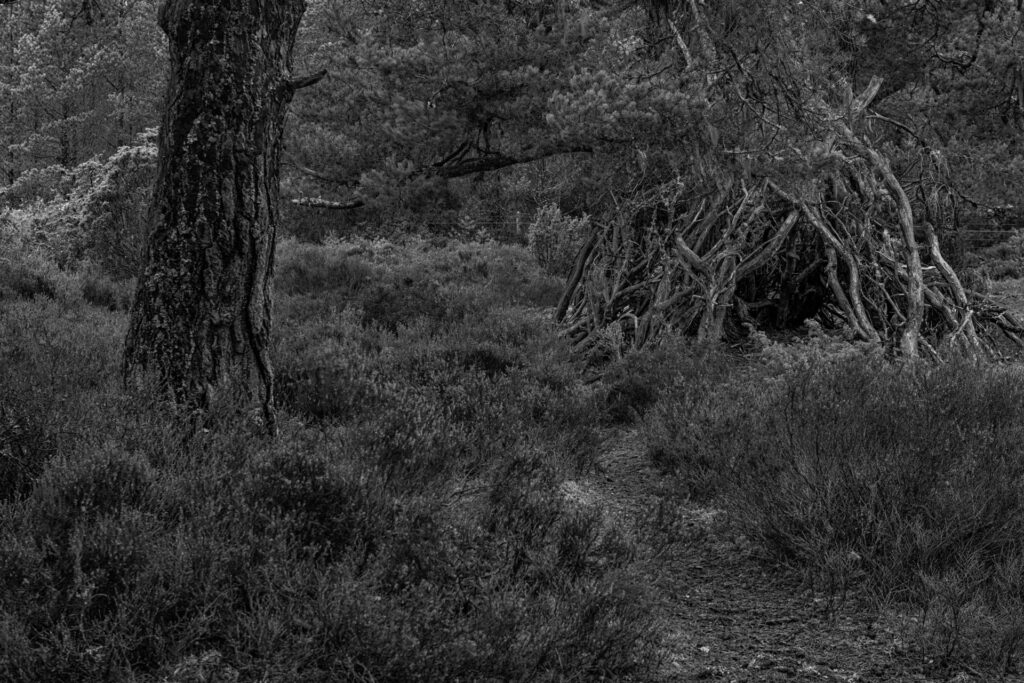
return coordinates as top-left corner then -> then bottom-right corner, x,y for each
288,144 -> 592,210
286,70 -> 328,92
284,155 -> 358,187
432,144 -> 592,179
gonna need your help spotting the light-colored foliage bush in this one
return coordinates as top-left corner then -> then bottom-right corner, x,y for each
527,203 -> 590,278
0,130 -> 156,279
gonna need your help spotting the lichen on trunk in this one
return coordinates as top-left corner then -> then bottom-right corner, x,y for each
124,0 -> 316,433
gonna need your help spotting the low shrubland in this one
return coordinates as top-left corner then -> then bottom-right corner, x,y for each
5,226 -> 1024,677
967,230 -> 1024,282
642,336 -> 1024,673
0,237 -> 657,681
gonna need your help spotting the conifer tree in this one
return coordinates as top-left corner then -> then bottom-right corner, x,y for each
123,0 -> 323,432
0,0 -> 164,183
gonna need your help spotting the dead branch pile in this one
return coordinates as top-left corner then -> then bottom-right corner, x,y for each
557,85 -> 1024,359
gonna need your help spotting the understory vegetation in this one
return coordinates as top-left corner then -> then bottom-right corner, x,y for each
4,233 -> 1024,679
642,339 -> 1024,672
0,237 -> 660,681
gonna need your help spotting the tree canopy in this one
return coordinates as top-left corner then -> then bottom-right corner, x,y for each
5,0 -> 1024,360
5,1 -> 1024,216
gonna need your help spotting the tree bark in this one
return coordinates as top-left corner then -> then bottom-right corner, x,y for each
124,0 -> 317,433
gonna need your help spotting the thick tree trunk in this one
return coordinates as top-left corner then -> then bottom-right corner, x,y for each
124,0 -> 317,433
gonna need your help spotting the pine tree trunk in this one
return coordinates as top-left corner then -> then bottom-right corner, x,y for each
124,0 -> 316,432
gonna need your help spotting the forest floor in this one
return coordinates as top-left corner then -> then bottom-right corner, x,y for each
6,238 -> 1024,680
564,428 -> 1022,683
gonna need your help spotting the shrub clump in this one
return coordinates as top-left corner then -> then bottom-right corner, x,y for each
246,449 -> 392,563
0,131 -> 155,279
29,444 -> 155,541
0,403 -> 55,503
644,347 -> 1024,671
527,203 -> 590,278
0,252 -> 82,306
360,277 -> 449,332
0,237 -> 663,681
969,229 -> 1024,281
275,239 -> 375,296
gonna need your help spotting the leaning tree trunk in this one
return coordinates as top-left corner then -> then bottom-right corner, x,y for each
124,0 -> 321,433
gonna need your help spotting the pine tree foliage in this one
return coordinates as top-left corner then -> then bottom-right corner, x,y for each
0,0 -> 164,183
4,0 -> 1024,359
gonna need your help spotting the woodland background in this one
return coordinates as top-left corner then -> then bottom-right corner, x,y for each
5,0 -> 1024,265
6,1 -> 1024,681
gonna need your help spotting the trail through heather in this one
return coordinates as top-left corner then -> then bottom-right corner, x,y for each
560,429 -> 1013,683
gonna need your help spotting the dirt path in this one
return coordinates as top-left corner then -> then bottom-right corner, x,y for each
561,429 -> 1013,683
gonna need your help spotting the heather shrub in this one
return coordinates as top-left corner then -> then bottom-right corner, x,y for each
0,251 -> 82,306
276,236 -> 563,317
360,277 -> 449,332
246,448 -> 393,562
29,444 -> 156,541
452,342 -> 522,377
0,248 -> 134,312
527,203 -> 590,277
644,387 -> 746,499
643,347 -> 1024,670
279,201 -> 345,242
975,229 -> 1024,261
0,402 -> 56,503
0,609 -> 38,683
719,358 -> 1024,569
475,244 -> 562,306
600,343 -> 702,424
604,375 -> 659,424
79,263 -> 134,310
638,341 -> 750,496
0,256 -> 57,301
518,273 -> 564,308
0,237 -> 662,680
276,352 -> 386,422
346,364 -> 539,490
0,301 -> 124,395
973,229 -> 1024,281
275,238 -> 375,296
